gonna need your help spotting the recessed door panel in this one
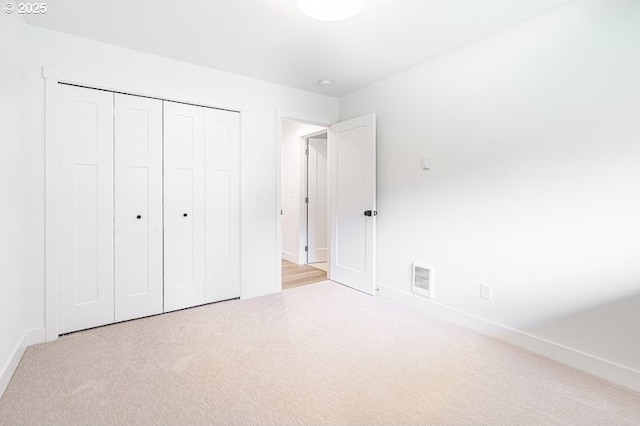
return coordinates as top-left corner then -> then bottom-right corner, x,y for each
114,93 -> 163,322
176,168 -> 195,290
210,170 -> 231,280
73,164 -> 100,305
214,120 -> 231,161
57,84 -> 115,334
164,101 -> 206,312
176,115 -> 195,158
127,166 -> 150,296
335,126 -> 368,272
329,114 -> 376,295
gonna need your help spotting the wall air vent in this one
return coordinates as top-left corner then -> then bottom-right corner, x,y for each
412,263 -> 433,298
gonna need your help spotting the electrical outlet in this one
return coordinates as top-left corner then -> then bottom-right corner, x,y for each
480,284 -> 492,301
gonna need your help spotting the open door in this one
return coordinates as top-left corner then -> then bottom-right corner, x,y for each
328,113 -> 376,295
307,137 -> 328,264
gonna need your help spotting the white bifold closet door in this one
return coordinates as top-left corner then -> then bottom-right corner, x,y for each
163,102 -> 205,311
114,93 -> 164,321
57,86 -> 165,333
204,107 -> 241,303
163,101 -> 240,312
56,85 -> 240,332
57,84 -> 115,334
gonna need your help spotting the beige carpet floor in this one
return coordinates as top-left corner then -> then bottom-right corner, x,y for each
1,281 -> 639,425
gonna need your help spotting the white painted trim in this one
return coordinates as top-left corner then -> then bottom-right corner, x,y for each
0,328 -> 46,398
377,283 -> 640,393
44,75 -> 59,342
44,66 -> 247,337
0,344 -> 25,399
43,67 -> 243,113
275,109 -> 334,129
275,113 -> 284,290
237,112 -> 245,301
275,109 -> 333,293
281,252 -> 299,264
299,129 -> 328,140
23,327 -> 46,347
298,137 -> 308,266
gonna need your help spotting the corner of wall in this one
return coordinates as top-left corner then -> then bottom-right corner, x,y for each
0,328 -> 45,398
0,2 -> 31,401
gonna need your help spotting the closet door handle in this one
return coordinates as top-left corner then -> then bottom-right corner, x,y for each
364,210 -> 377,217
136,215 -> 142,220
183,213 -> 188,217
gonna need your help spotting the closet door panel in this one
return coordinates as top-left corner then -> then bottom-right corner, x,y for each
114,93 -> 163,321
175,169 -> 195,289
205,109 -> 241,302
164,101 -> 206,312
57,84 -> 115,334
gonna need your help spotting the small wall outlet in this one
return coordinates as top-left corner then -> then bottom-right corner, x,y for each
480,284 -> 492,301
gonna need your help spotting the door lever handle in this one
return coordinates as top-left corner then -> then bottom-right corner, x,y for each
364,210 -> 377,217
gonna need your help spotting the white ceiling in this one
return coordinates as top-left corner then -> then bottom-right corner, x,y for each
25,0 -> 574,97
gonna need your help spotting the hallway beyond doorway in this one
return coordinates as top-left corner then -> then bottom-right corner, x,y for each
282,260 -> 327,290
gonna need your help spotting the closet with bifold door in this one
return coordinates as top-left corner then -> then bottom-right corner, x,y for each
55,83 -> 240,335
163,101 -> 241,312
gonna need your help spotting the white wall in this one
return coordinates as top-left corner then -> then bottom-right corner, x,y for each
0,4 -> 27,394
281,120 -> 325,263
23,26 -> 338,334
340,0 -> 640,375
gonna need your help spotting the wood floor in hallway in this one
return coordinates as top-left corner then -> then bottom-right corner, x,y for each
282,259 -> 327,290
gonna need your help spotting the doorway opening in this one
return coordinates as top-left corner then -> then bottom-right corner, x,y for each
277,112 -> 377,295
280,119 -> 329,290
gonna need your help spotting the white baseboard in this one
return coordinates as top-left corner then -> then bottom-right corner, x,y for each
377,284 -> 640,392
281,252 -> 299,264
0,327 -> 46,398
24,327 -> 46,347
0,341 -> 25,399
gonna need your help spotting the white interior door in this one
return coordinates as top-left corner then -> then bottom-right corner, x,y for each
307,137 -> 328,263
114,93 -> 164,321
328,114 -> 376,295
163,101 -> 206,312
57,84 -> 115,333
204,108 -> 241,303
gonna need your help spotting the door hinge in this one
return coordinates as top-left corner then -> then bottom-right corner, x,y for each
305,197 -> 308,204
304,246 -> 308,252
305,148 -> 308,155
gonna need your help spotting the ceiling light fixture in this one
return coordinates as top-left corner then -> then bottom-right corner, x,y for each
296,0 -> 366,22
318,78 -> 333,87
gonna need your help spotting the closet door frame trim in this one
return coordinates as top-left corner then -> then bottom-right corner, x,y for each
44,67 -> 243,341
